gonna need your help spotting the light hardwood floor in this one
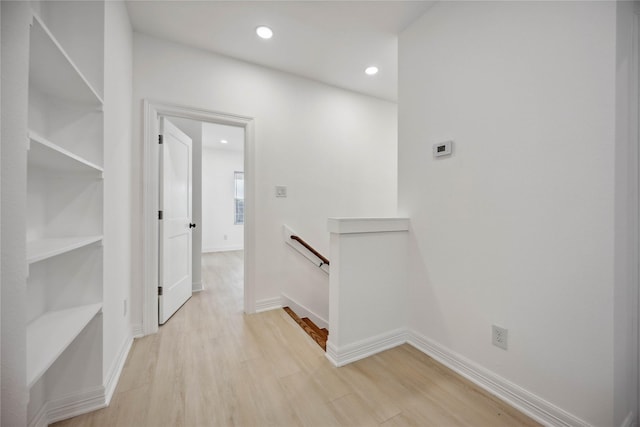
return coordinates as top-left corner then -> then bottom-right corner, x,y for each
54,251 -> 540,427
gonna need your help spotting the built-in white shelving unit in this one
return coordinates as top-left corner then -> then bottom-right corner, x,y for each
26,2 -> 106,424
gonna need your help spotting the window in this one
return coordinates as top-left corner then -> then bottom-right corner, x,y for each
234,171 -> 244,225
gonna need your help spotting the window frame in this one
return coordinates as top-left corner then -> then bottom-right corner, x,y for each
234,171 -> 244,225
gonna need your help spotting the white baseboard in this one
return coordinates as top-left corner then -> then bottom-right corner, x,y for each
325,328 -> 407,367
407,331 -> 591,427
202,245 -> 243,253
621,411 -> 636,427
192,281 -> 204,292
280,293 -> 328,330
46,386 -> 106,424
28,402 -> 48,427
324,327 -> 594,426
104,335 -> 133,405
255,296 -> 283,313
36,333 -> 135,425
131,323 -> 144,338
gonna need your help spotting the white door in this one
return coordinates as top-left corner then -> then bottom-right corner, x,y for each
158,117 -> 193,324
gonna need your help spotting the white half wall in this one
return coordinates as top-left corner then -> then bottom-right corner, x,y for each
201,146 -> 244,253
399,2 -> 621,426
131,33 -> 397,323
326,218 -> 409,367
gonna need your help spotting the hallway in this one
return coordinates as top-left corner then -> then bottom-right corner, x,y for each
54,252 -> 538,426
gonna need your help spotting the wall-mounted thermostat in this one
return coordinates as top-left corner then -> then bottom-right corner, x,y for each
433,141 -> 453,158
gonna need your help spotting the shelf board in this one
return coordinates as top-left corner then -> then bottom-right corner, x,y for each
29,14 -> 103,106
27,303 -> 102,388
27,236 -> 103,264
28,130 -> 103,173
28,130 -> 103,174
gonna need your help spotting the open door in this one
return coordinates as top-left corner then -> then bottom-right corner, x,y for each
158,117 -> 193,324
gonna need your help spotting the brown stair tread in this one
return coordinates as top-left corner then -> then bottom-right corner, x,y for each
301,317 -> 326,336
302,318 -> 328,343
283,307 -> 328,351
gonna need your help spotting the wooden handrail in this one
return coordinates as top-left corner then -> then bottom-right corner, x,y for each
290,235 -> 330,266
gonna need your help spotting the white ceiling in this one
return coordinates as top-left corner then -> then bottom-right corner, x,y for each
169,117 -> 245,152
202,122 -> 244,152
126,1 -> 435,101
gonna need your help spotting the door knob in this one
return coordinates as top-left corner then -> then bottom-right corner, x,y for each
189,223 -> 197,228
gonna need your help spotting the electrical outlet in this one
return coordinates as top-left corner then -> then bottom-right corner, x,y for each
275,186 -> 287,198
492,325 -> 508,350
223,234 -> 228,240
123,299 -> 127,316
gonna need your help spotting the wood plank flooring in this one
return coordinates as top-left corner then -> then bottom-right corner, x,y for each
53,251 -> 540,427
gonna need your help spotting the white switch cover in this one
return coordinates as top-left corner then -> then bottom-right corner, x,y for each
275,186 -> 287,198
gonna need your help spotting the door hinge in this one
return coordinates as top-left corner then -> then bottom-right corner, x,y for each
158,210 -> 163,220
158,135 -> 163,145
158,286 -> 163,296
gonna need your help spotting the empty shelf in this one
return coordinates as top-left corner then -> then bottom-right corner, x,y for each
27,236 -> 103,264
28,131 -> 103,174
27,303 -> 102,388
29,14 -> 103,105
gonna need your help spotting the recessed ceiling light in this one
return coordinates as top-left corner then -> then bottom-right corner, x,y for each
256,26 -> 273,39
220,139 -> 228,144
365,66 -> 379,76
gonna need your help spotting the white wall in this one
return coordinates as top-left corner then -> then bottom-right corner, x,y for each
614,2 -> 640,425
102,0 -> 133,386
1,2 -> 30,424
399,2 -> 622,425
131,34 -> 397,324
201,147 -> 244,253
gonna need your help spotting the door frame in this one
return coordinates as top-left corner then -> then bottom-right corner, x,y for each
636,5 -> 640,420
634,2 -> 640,419
142,100 -> 256,335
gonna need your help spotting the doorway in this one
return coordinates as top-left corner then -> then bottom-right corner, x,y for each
141,101 -> 256,335
170,116 -> 246,293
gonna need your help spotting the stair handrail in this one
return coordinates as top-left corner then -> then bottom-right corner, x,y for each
290,235 -> 330,267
